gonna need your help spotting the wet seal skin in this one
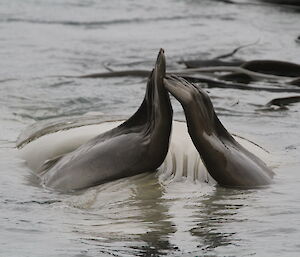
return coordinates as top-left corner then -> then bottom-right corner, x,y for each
241,60 -> 300,77
38,49 -> 173,192
258,0 -> 300,6
182,59 -> 300,78
266,95 -> 300,107
164,75 -> 274,188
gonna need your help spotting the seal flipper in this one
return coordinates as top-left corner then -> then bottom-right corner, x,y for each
36,49 -> 172,191
114,48 -> 172,168
164,75 -> 273,188
120,48 -> 171,133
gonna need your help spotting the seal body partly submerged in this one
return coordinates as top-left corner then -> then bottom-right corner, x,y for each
19,116 -> 272,188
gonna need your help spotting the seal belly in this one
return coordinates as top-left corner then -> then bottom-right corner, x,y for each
157,121 -> 214,184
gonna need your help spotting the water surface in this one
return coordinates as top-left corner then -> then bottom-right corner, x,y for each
0,0 -> 300,256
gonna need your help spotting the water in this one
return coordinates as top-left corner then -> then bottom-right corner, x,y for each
0,0 -> 300,256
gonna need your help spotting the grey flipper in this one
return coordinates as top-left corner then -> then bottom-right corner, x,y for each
164,75 -> 274,188
40,49 -> 173,192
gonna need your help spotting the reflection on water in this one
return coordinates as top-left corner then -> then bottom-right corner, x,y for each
65,174 -> 177,256
190,187 -> 249,252
128,176 -> 175,256
59,175 -> 263,256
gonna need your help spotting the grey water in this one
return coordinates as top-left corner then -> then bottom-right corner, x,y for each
0,0 -> 300,256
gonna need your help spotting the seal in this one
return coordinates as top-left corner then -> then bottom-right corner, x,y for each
18,116 -> 271,186
241,60 -> 300,77
37,49 -> 173,191
258,0 -> 300,6
164,75 -> 274,188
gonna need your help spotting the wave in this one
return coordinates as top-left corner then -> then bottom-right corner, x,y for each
1,13 -> 231,28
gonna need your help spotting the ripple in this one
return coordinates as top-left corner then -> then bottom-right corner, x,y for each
1,12 -> 237,29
